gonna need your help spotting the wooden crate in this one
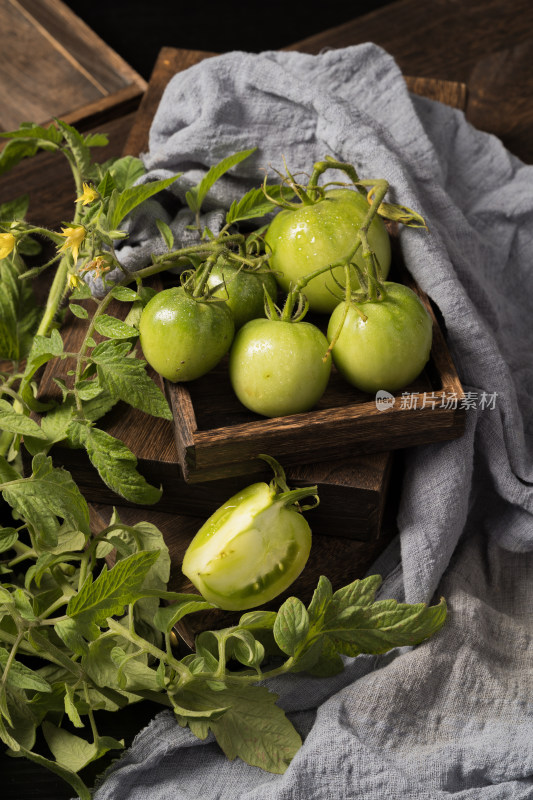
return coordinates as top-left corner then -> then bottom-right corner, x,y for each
0,0 -> 146,133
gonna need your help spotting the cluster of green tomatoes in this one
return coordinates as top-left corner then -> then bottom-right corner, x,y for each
139,163 -> 433,419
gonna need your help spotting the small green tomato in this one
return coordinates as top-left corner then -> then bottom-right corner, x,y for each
139,286 -> 234,382
229,317 -> 331,418
327,282 -> 433,393
206,260 -> 278,329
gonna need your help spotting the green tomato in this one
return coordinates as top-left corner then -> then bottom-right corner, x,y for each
264,188 -> 391,314
327,282 -> 433,393
182,479 -> 312,611
206,261 -> 278,329
229,317 -> 331,417
139,286 -> 234,382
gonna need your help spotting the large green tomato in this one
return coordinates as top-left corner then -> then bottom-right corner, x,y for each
182,480 -> 312,611
139,286 -> 234,382
206,260 -> 278,329
264,188 -> 391,314
327,282 -> 433,393
229,317 -> 331,417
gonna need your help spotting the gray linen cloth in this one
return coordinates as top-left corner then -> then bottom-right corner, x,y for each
91,45 -> 533,799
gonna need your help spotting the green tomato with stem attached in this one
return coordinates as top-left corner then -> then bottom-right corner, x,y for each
182,457 -> 316,610
206,260 -> 278,329
229,317 -> 331,417
139,286 -> 234,382
327,282 -> 433,393
264,188 -> 391,314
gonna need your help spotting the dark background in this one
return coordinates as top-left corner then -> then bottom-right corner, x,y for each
63,0 -> 398,79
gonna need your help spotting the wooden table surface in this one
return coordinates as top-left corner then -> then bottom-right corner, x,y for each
2,1 -> 532,797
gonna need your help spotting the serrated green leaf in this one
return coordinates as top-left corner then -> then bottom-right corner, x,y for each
0,253 -> 40,361
67,549 -> 160,625
186,149 -> 255,214
93,314 -> 138,339
110,286 -> 139,302
273,597 -> 309,656
0,647 -> 52,692
54,119 -> 91,177
324,596 -> 448,657
91,340 -> 172,421
83,132 -> 109,148
325,574 -> 382,621
238,610 -> 278,630
0,194 -> 29,222
97,171 -> 116,198
1,454 -> 90,549
0,454 -> 19,483
108,156 -> 145,191
0,527 -> 18,553
42,721 -> 123,773
0,123 -> 62,144
55,618 -> 98,657
176,682 -> 301,774
69,303 -> 89,319
23,397 -> 76,457
69,281 -> 92,301
0,399 -> 47,439
307,575 -> 333,625
109,174 -> 181,229
67,421 -> 162,505
20,328 -> 63,409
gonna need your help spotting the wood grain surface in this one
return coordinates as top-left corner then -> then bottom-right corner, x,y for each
0,0 -> 146,132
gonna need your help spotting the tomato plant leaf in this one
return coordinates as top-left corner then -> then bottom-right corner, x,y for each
0,194 -> 29,222
226,184 -> 288,224
0,255 -> 40,362
0,399 -> 47,439
176,682 -> 301,774
90,340 -> 172,421
153,596 -> 215,633
110,286 -> 139,302
67,421 -> 162,505
0,647 -> 52,692
108,174 -> 181,229
42,721 -> 123,773
186,148 -> 256,214
69,303 -> 89,320
323,596 -> 448,657
67,550 -> 160,625
1,454 -> 90,549
93,314 -> 138,339
156,218 -> 174,250
273,597 -> 310,656
108,155 -> 146,191
0,527 -> 18,553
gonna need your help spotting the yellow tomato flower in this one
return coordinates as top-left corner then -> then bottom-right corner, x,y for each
75,183 -> 99,206
67,273 -> 83,290
58,225 -> 86,263
0,232 -> 16,259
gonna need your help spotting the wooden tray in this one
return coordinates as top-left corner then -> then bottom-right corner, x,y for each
169,258 -> 465,482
